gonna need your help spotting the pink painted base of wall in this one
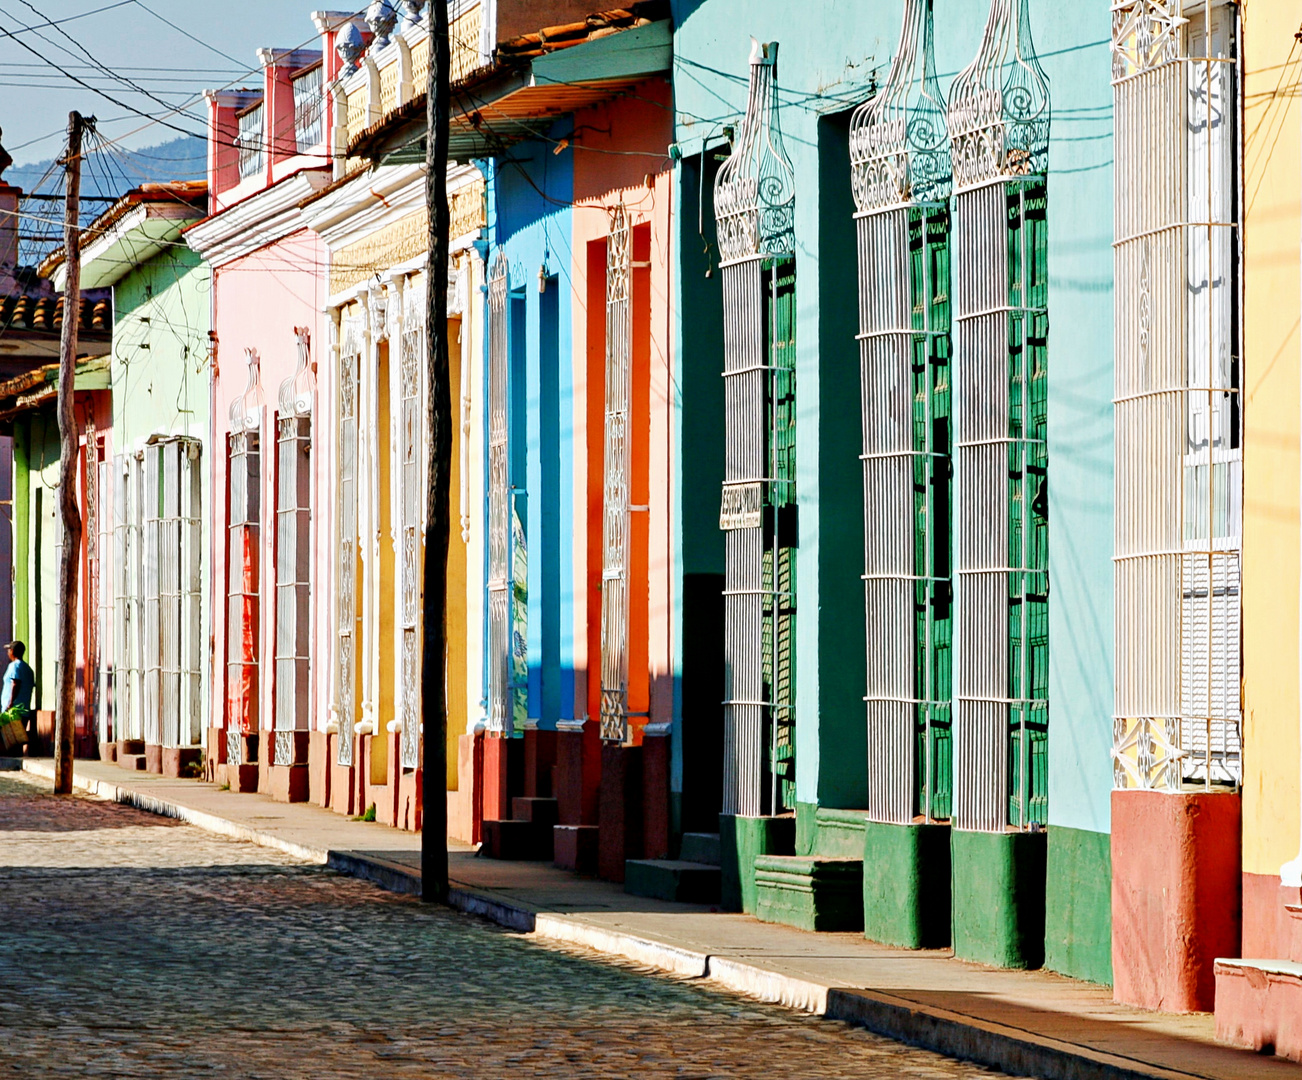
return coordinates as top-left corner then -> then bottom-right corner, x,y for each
1111,789 -> 1241,1013
309,731 -> 331,807
598,743 -> 642,882
1215,880 -> 1302,1059
1215,960 -> 1302,1061
642,734 -> 669,860
449,731 -> 483,844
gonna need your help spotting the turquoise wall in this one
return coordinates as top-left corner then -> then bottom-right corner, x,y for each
670,0 -> 1116,833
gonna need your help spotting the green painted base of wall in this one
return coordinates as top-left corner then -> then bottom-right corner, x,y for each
754,855 -> 863,932
951,829 -> 1047,969
814,807 -> 869,856
795,801 -> 818,855
719,813 -> 796,913
1044,825 -> 1112,986
863,821 -> 951,949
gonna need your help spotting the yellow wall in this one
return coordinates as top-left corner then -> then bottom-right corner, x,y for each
1242,0 -> 1302,876
446,314 -> 465,789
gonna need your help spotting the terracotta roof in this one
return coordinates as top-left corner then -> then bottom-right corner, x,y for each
0,291 -> 111,336
346,0 -> 669,158
38,181 -> 208,278
0,354 -> 109,418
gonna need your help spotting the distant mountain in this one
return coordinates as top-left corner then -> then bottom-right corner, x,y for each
6,134 -> 206,268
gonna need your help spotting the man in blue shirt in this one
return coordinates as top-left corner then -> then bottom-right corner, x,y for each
2,640 -> 35,751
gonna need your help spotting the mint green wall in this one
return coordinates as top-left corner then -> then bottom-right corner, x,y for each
110,244 -> 212,721
670,1 -> 1116,831
14,413 -> 61,708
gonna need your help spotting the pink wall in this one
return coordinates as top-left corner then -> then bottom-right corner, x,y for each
569,81 -> 674,735
210,228 -> 328,738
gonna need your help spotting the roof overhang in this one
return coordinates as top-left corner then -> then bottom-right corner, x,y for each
51,203 -> 202,292
367,19 -> 673,165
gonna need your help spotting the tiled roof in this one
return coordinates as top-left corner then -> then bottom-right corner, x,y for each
0,291 -> 111,336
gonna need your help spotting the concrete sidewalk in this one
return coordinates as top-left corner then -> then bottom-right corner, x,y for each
15,756 -> 1296,1080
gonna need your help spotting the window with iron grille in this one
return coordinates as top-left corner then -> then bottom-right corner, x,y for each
336,319 -> 363,766
226,430 -> 260,738
851,0 -> 954,827
600,206 -> 633,745
485,252 -> 512,736
714,40 -> 798,818
1112,0 -> 1241,791
274,409 -> 311,747
113,454 -> 144,744
292,64 -> 324,153
399,284 -> 424,769
236,102 -> 264,180
948,0 -> 1050,833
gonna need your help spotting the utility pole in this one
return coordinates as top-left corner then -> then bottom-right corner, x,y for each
54,111 -> 88,796
420,0 -> 451,901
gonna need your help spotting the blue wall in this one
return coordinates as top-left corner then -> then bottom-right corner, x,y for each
482,136 -> 577,730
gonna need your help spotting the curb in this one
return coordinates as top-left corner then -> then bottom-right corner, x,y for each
15,760 -> 1210,1080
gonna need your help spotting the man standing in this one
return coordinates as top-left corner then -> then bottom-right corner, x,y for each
2,641 -> 36,751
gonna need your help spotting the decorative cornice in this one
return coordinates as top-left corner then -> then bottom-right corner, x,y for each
185,170 -> 332,268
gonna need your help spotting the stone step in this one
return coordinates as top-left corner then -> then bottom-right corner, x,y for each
553,824 -> 598,874
480,818 -> 553,861
118,753 -> 148,771
678,832 -> 720,866
753,855 -> 864,933
511,796 -> 559,826
624,859 -> 721,905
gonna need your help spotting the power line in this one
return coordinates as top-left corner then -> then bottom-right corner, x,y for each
0,9 -> 207,140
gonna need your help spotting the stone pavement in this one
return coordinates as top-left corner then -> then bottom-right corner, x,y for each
0,770 -> 1009,1079
13,757 -> 1302,1080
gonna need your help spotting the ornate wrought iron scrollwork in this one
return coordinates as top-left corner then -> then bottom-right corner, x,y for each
714,40 -> 796,263
948,0 -> 1050,190
1111,0 -> 1187,80
850,0 -> 950,213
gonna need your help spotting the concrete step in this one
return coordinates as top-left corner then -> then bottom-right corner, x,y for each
678,831 -> 720,866
553,824 -> 598,874
481,818 -> 553,861
511,796 -> 559,826
625,859 -> 721,905
753,855 -> 864,933
118,753 -> 148,771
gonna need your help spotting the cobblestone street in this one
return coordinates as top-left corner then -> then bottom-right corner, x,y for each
0,773 -> 1018,1079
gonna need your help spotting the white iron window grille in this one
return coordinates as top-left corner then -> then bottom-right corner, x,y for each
112,454 -> 145,743
399,283 -> 425,770
274,331 -> 314,763
1112,0 -> 1242,791
236,102 -> 264,180
851,0 -> 954,827
714,40 -> 799,818
292,64 -> 325,152
336,318 -> 363,766
83,421 -> 102,740
949,0 -> 1051,833
96,442 -> 114,745
600,204 -> 633,745
485,251 -> 513,736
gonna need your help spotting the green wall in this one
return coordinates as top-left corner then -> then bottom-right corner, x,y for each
1044,825 -> 1113,985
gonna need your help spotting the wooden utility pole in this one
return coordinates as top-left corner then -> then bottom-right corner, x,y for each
54,111 -> 87,796
420,1 -> 451,900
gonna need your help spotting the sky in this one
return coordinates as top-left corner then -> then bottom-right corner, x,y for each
0,1 -> 340,166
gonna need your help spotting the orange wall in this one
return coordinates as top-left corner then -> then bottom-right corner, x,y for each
568,80 -> 674,735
